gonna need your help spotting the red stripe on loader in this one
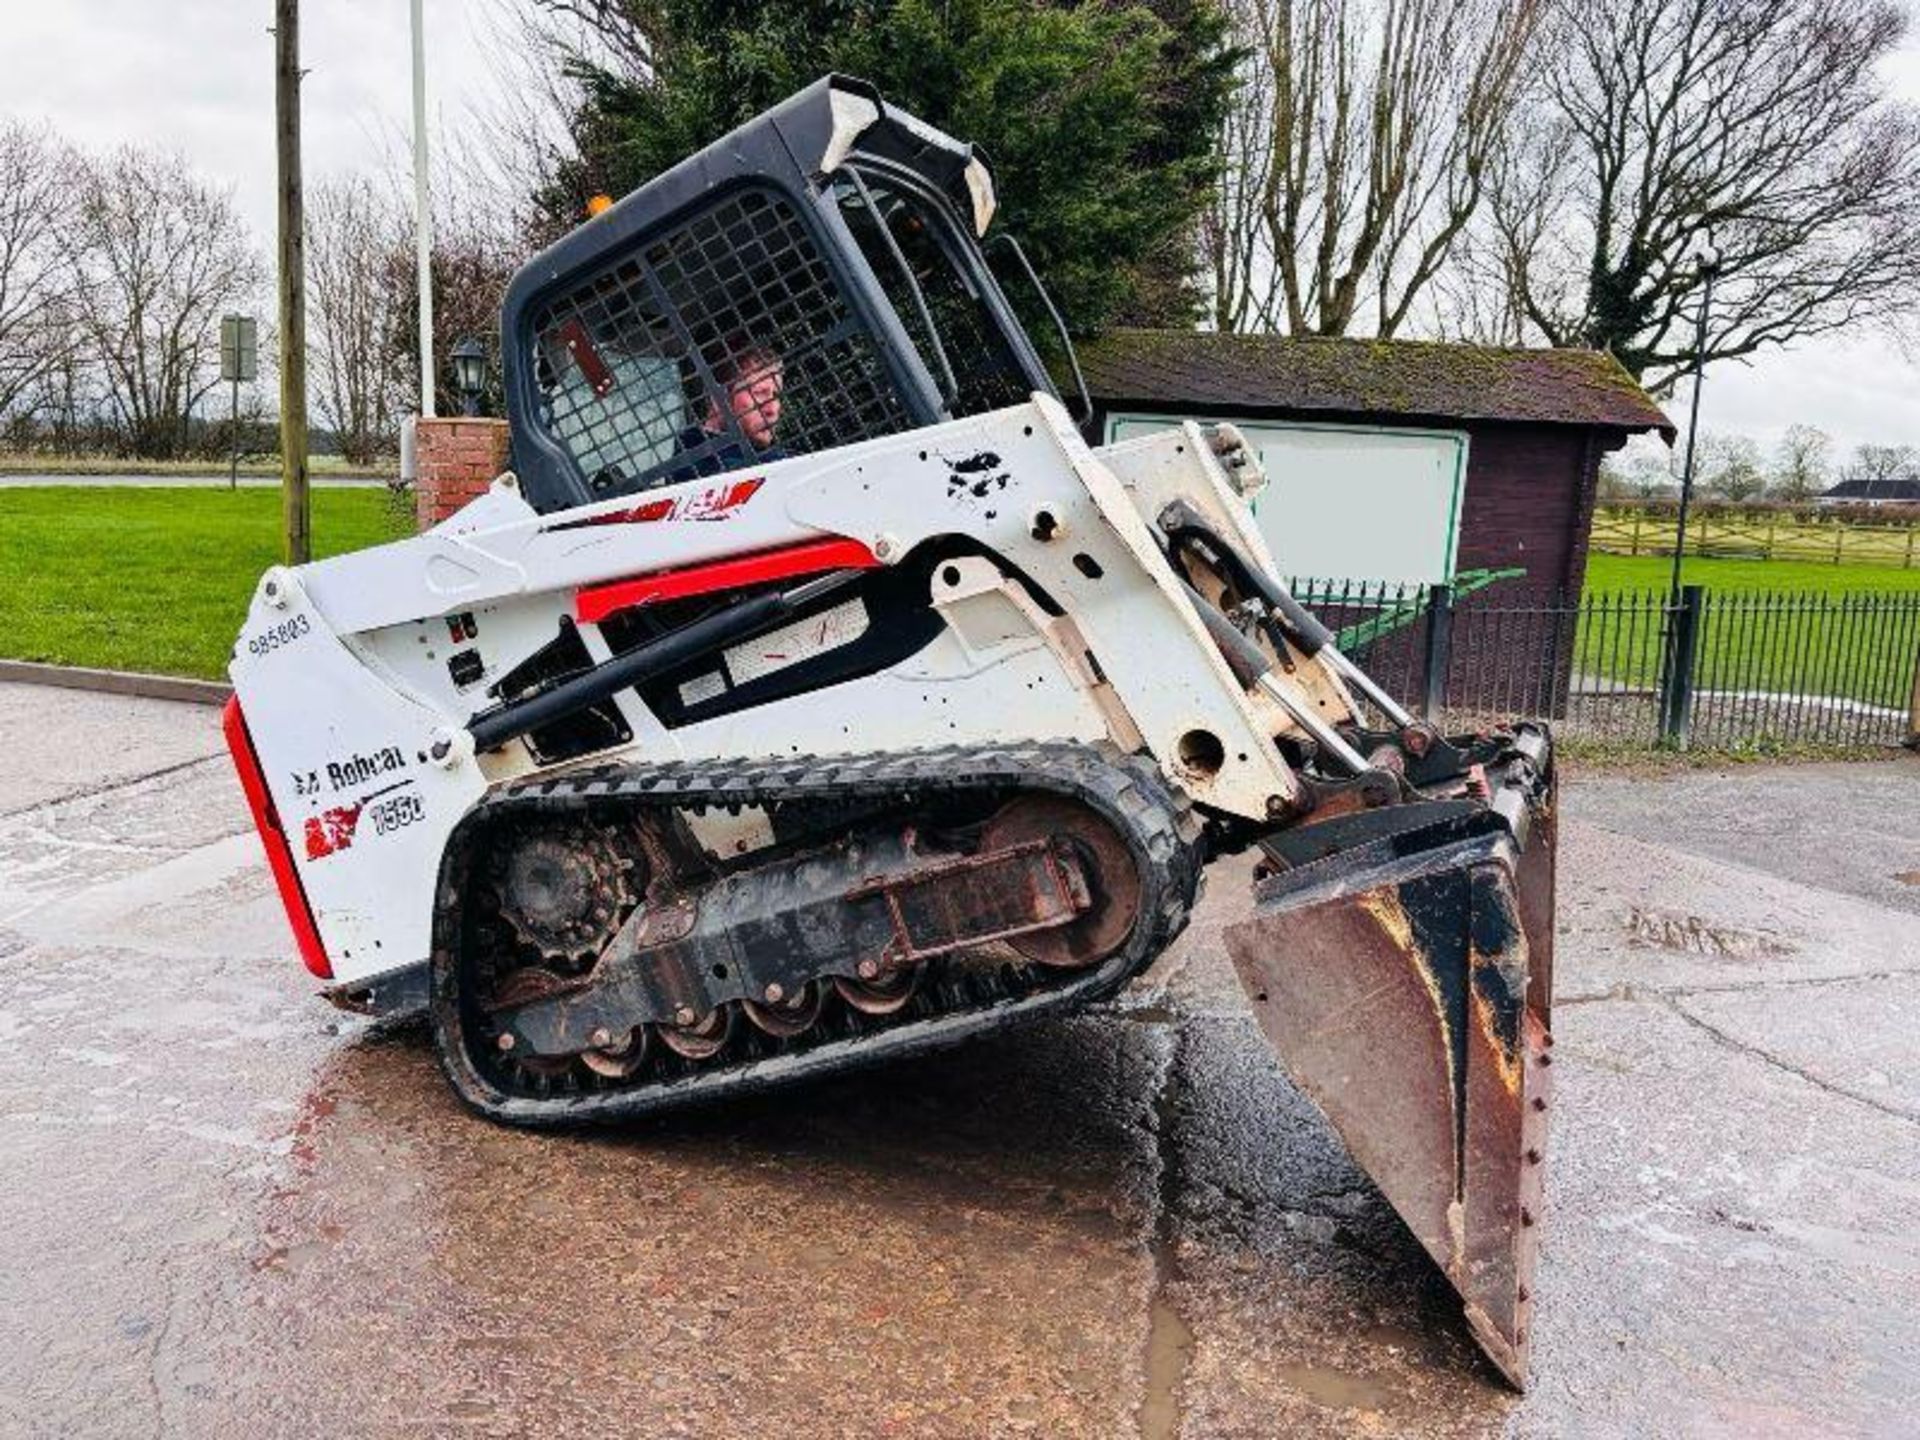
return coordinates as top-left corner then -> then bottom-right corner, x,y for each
574,537 -> 880,624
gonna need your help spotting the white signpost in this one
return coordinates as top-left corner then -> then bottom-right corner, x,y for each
221,313 -> 259,489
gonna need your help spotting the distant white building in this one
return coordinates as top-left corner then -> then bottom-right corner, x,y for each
1818,477 -> 1920,506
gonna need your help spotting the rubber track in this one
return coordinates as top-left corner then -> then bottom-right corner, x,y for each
429,741 -> 1203,1128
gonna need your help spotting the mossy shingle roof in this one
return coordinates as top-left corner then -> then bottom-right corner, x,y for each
1822,477 -> 1920,501
1068,329 -> 1673,438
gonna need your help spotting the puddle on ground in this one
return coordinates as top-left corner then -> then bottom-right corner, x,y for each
1276,1361 -> 1397,1412
1625,907 -> 1794,958
1362,1320 -> 1441,1359
1139,1293 -> 1193,1440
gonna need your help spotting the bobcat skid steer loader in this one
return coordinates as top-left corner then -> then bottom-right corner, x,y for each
225,77 -> 1557,1385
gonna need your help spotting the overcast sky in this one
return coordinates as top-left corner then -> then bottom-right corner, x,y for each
3,0 -> 1917,462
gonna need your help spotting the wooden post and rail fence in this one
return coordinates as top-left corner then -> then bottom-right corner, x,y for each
1592,504 -> 1920,568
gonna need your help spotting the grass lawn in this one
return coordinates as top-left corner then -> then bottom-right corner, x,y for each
0,487 -> 412,679
1585,552 -> 1920,595
4,487 -> 1913,711
1574,554 -> 1920,706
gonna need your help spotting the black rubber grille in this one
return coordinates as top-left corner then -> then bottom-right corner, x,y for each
530,188 -> 913,497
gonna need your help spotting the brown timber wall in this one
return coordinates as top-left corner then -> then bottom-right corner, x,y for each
1451,421 -> 1599,597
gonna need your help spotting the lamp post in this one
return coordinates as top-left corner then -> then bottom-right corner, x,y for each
411,0 -> 435,420
1669,241 -> 1722,602
451,337 -> 488,417
1656,239 -> 1722,746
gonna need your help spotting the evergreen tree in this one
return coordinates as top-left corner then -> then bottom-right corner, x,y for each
537,0 -> 1235,332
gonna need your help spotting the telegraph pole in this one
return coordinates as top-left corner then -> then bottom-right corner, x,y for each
274,0 -> 311,563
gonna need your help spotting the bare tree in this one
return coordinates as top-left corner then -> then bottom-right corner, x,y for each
379,194 -> 524,420
63,147 -> 265,458
1487,0 -> 1920,390
1599,438 -> 1680,498
16,339 -> 101,453
308,176 -> 407,464
1202,0 -> 1545,336
1844,443 -> 1918,485
1698,432 -> 1765,501
349,90 -> 540,431
468,0 -> 652,246
1770,424 -> 1831,501
517,0 -> 660,81
0,123 -> 71,423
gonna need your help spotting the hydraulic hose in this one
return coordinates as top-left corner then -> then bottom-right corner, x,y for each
467,571 -> 861,753
1159,500 -> 1415,729
1178,578 -> 1371,775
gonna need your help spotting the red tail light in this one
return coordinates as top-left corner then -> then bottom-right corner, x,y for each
222,698 -> 332,980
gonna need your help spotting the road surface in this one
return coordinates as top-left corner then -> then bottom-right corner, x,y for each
0,680 -> 1914,1437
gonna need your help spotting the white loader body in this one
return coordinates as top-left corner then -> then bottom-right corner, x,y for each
228,396 -> 1355,995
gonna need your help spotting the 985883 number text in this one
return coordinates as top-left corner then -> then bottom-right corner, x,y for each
246,614 -> 311,657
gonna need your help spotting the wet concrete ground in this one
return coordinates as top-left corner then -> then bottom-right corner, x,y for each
0,678 -> 1915,1438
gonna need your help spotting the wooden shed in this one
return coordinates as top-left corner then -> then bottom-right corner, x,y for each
1069,330 -> 1673,599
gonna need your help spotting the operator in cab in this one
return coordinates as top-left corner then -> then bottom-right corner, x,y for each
669,341 -> 787,480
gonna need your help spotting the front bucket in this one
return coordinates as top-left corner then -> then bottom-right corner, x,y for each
1224,752 -> 1556,1388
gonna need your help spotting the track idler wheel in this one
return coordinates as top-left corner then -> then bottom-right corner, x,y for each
487,967 -> 583,1081
742,981 -> 827,1038
581,1027 -> 650,1079
658,1005 -> 737,1061
981,797 -> 1140,968
833,962 -> 924,1016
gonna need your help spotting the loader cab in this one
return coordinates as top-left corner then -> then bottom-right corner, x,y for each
501,76 -> 1064,515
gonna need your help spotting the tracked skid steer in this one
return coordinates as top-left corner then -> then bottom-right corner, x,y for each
224,77 -> 1557,1384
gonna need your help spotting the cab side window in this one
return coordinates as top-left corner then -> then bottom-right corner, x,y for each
833,172 -> 1034,418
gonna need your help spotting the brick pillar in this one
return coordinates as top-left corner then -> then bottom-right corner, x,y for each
415,417 -> 513,530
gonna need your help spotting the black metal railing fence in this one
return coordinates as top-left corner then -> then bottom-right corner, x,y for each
1290,578 -> 1920,749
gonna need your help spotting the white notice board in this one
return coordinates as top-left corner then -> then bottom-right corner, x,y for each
1106,415 -> 1468,587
